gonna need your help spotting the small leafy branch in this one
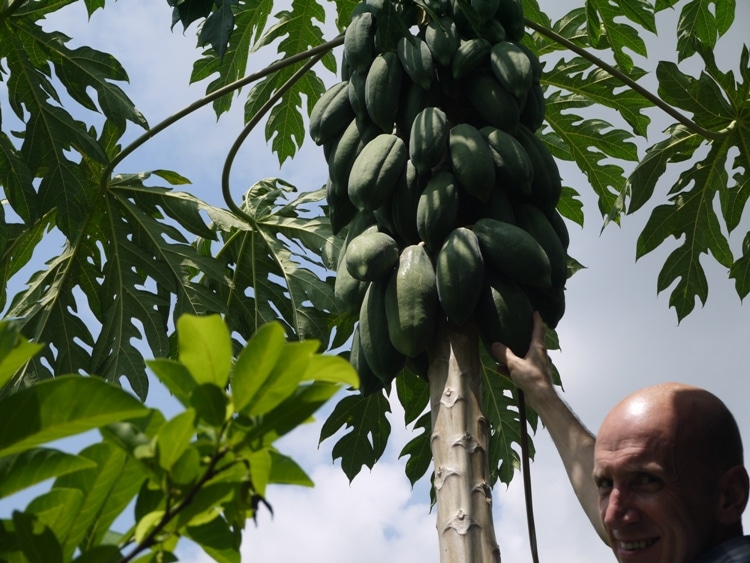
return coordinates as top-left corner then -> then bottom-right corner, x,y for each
0,316 -> 358,562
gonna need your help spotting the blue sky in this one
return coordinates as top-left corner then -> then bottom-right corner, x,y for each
2,1 -> 750,562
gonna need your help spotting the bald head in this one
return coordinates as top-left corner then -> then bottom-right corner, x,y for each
601,382 -> 744,474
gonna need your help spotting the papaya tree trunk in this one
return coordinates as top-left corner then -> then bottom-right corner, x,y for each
428,319 -> 501,563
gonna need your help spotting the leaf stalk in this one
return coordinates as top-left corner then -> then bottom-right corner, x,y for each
99,34 -> 344,193
524,17 -> 732,141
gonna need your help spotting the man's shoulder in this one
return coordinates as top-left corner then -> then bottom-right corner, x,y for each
696,536 -> 750,563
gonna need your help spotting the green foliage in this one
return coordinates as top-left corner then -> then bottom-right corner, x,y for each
523,0 -> 749,321
0,316 -> 356,562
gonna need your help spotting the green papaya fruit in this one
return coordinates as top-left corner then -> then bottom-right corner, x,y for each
479,125 -> 533,196
496,0 -> 524,42
436,227 -> 485,325
345,11 -> 377,73
416,170 -> 459,252
451,38 -> 491,79
385,244 -> 439,357
472,217 -> 551,287
365,52 -> 403,132
425,16 -> 460,67
351,324 -> 384,395
359,278 -> 407,385
465,71 -> 520,134
515,125 -> 561,211
449,123 -> 496,202
397,35 -> 434,91
490,41 -> 533,102
409,106 -> 449,174
475,272 -> 533,356
309,81 -> 355,145
348,133 -> 408,211
514,203 -> 567,288
345,230 -> 400,281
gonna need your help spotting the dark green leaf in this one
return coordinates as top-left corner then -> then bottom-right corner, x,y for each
319,391 -> 391,482
12,511 -> 63,563
190,383 -> 228,427
186,516 -> 240,563
395,368 -> 429,426
198,0 -> 238,60
398,412 -> 432,487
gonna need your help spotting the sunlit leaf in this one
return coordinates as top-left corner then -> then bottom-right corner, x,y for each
0,376 -> 147,457
177,315 -> 232,389
0,448 -> 96,500
156,410 -> 196,472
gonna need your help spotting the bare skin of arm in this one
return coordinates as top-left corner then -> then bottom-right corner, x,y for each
491,312 -> 608,544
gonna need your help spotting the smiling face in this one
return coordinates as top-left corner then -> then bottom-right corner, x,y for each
593,384 -> 728,563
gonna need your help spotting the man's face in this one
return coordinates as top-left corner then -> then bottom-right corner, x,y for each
593,398 -> 718,563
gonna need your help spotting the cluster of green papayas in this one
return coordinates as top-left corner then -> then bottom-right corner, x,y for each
311,0 -> 568,395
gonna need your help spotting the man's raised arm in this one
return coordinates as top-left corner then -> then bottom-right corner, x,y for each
491,312 -> 608,544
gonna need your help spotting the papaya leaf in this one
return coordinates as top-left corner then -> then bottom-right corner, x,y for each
190,1 -> 275,117
676,0 -> 736,62
0,132 -> 37,224
0,320 -> 44,390
211,181 -> 340,348
585,0 -> 653,72
544,56 -> 651,136
197,0 -> 238,60
636,138 -> 735,320
656,61 -> 735,130
319,391 -> 392,482
0,376 -> 147,458
543,95 -> 638,217
730,233 -> 750,300
398,412 -> 432,487
395,367 -> 429,426
0,448 -> 96,500
170,0 -> 214,31
480,345 -> 535,487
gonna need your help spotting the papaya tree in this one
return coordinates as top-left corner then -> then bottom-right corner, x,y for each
1,0 -> 748,561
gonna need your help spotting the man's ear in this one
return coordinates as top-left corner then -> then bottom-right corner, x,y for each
716,465 -> 750,526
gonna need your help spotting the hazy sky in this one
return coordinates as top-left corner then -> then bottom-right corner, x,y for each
3,1 -> 749,562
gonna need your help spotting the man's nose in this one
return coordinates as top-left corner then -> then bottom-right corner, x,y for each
603,487 -> 639,528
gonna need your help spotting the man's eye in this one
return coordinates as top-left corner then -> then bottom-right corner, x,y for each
596,478 -> 613,495
634,474 -> 662,489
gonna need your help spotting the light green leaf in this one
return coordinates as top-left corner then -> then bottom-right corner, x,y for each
0,321 -> 44,390
0,448 -> 96,499
268,450 -> 313,487
0,376 -> 148,457
248,449 -> 272,497
238,339 -> 319,417
25,487 -> 84,549
231,321 -> 286,413
301,354 -> 358,388
175,483 -> 234,529
170,446 -> 201,487
156,409 -> 196,472
177,314 -> 232,389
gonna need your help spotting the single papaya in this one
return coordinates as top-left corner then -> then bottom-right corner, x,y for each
425,16 -> 459,67
416,170 -> 459,252
475,272 -> 533,356
514,203 -> 567,288
345,230 -> 400,281
397,35 -> 434,91
436,227 -> 485,325
345,11 -> 377,73
515,125 -> 561,211
365,52 -> 403,132
348,133 -> 408,211
410,106 -> 449,175
472,217 -> 551,287
490,41 -> 533,102
451,38 -> 491,79
309,81 -> 355,145
465,71 -> 520,134
449,123 -> 496,202
385,244 -> 439,357
359,278 -> 407,385
350,324 -> 384,396
480,125 -> 533,197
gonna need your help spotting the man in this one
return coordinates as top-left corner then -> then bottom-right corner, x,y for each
492,312 -> 750,562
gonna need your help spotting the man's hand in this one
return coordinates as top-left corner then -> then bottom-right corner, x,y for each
490,311 -> 555,412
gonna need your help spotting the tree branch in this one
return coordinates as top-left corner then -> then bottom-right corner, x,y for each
524,17 -> 733,141
99,33 -> 345,193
